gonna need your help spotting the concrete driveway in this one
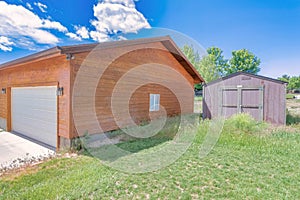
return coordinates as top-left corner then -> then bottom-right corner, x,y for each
0,131 -> 55,170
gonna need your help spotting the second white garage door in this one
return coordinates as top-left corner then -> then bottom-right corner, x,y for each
11,86 -> 57,148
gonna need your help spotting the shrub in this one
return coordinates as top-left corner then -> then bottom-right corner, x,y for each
224,113 -> 266,134
286,110 -> 300,125
71,131 -> 90,152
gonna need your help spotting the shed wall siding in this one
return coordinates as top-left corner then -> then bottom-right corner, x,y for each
70,42 -> 195,137
203,74 -> 286,125
0,55 -> 71,139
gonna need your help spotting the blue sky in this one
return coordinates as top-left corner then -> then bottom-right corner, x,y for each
0,0 -> 299,78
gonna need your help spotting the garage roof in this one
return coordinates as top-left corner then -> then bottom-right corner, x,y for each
0,36 -> 204,84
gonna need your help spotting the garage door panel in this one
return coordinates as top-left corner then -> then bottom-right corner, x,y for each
12,86 -> 57,148
13,104 -> 57,121
13,98 -> 56,106
12,97 -> 56,110
13,87 -> 55,97
13,105 -> 57,115
13,120 -> 55,135
13,114 -> 57,127
13,110 -> 56,122
13,96 -> 56,102
12,123 -> 56,147
13,120 -> 56,136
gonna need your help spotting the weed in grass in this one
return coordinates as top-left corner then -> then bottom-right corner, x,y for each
223,113 -> 267,134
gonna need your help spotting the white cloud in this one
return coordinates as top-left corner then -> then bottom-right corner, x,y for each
90,31 -> 110,42
75,26 -> 89,39
102,0 -> 136,8
0,0 -> 151,51
66,26 -> 90,41
0,1 -> 68,51
66,32 -> 82,41
24,28 -> 61,44
90,0 -> 150,42
34,2 -> 47,13
16,37 -> 39,51
0,36 -> 14,51
42,20 -> 67,32
26,3 -> 33,10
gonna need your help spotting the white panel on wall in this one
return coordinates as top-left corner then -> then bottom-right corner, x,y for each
11,86 -> 57,148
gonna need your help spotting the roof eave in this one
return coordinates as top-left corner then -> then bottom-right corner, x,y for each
204,71 -> 287,86
59,36 -> 173,54
0,36 -> 205,84
161,37 -> 205,84
0,47 -> 62,70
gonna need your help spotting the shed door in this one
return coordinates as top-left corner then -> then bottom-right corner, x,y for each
11,86 -> 57,148
219,86 -> 264,121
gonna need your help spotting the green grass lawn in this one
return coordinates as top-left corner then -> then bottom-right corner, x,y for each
194,96 -> 203,101
286,93 -> 295,99
1,115 -> 300,199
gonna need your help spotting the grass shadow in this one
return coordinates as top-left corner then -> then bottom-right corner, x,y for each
80,114 -> 199,162
116,137 -> 171,153
81,116 -> 181,161
82,137 -> 172,162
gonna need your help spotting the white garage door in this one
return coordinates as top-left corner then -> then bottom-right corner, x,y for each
11,86 -> 57,148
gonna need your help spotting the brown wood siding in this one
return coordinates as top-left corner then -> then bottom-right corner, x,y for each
0,55 -> 71,140
203,74 -> 286,125
0,92 -> 6,119
70,41 -> 195,137
129,84 -> 181,123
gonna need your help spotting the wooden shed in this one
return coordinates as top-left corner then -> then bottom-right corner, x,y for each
203,72 -> 287,125
0,36 -> 204,149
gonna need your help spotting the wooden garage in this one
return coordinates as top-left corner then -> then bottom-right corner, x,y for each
0,36 -> 204,149
202,72 -> 287,125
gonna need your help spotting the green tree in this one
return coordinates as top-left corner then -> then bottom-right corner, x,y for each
195,47 -> 228,83
206,47 -> 228,76
182,45 -> 200,66
226,49 -> 261,75
278,75 -> 300,90
282,74 -> 290,80
278,74 -> 290,83
181,45 -> 202,89
288,76 -> 300,90
182,45 -> 224,88
198,54 -> 222,83
182,45 -> 262,86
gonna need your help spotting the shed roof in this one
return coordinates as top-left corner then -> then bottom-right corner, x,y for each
0,36 -> 204,83
204,71 -> 287,86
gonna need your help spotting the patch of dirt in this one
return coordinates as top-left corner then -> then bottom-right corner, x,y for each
271,125 -> 300,134
287,99 -> 300,115
87,135 -> 124,148
194,100 -> 202,114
